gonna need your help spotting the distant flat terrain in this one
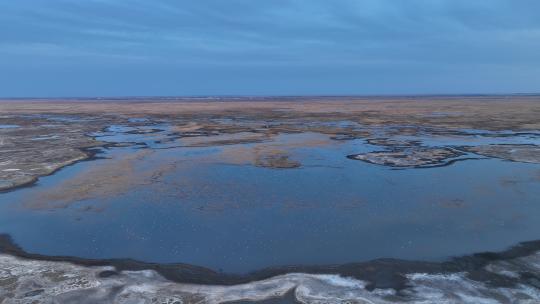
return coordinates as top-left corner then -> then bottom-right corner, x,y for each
1,95 -> 539,191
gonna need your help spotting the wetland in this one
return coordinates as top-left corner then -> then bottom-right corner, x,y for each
0,96 -> 540,303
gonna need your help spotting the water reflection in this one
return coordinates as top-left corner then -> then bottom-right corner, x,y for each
0,125 -> 539,273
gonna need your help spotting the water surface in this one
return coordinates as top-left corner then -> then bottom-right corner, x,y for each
0,127 -> 539,273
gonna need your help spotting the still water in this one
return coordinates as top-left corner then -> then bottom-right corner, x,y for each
0,128 -> 539,273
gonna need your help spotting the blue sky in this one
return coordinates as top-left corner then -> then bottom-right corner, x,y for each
1,0 -> 539,97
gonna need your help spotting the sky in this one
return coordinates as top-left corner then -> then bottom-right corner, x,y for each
1,0 -> 539,97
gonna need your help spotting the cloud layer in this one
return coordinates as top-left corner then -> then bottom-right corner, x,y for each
1,0 -> 539,96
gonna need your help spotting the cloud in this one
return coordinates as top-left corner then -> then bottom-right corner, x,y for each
0,0 -> 539,96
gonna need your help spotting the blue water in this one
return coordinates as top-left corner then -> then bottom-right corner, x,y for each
0,129 -> 539,273
0,124 -> 19,129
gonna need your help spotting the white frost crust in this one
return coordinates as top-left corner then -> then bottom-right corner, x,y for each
1,253 -> 540,304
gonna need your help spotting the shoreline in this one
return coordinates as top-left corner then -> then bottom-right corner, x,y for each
2,233 -> 540,290
0,146 -> 104,193
1,94 -> 540,101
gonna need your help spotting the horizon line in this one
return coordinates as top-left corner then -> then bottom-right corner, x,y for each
1,92 -> 540,100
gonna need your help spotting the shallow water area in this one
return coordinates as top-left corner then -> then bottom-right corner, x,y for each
1,122 -> 540,275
